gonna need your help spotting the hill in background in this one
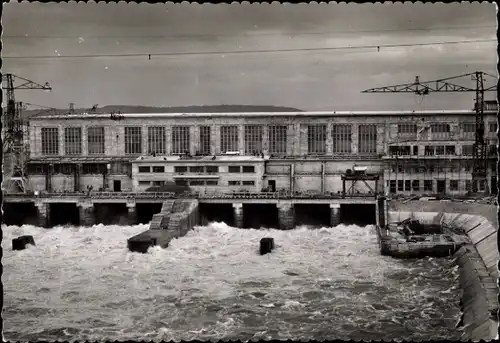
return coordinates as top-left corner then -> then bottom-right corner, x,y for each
22,104 -> 303,118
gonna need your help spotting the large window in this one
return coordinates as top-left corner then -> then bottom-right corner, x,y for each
462,145 -> 474,156
41,128 -> 59,155
64,127 -> 82,155
268,125 -> 287,154
244,125 -> 263,155
172,126 -> 190,154
431,123 -> 450,139
307,124 -> 326,154
148,126 -> 166,155
199,126 -> 211,155
462,122 -> 475,139
397,123 -> 417,135
88,126 -> 105,155
125,127 -> 142,155
221,125 -> 238,153
332,124 -> 352,154
358,125 -> 377,154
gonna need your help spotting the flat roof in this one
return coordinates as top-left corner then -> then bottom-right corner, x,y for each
134,155 -> 266,162
29,109 -> 491,120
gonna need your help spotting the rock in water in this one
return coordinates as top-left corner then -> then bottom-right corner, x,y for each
260,237 -> 275,255
12,235 -> 36,251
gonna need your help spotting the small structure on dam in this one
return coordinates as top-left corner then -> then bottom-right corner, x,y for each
127,199 -> 199,253
12,235 -> 36,251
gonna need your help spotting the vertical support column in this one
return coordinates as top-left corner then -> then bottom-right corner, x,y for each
193,125 -> 200,155
377,196 -> 387,228
127,199 -> 137,225
78,202 -> 95,227
277,202 -> 294,230
213,125 -> 220,155
321,162 -> 325,194
82,125 -> 88,156
142,125 -> 148,155
46,164 -> 53,192
290,164 -> 295,195
35,202 -> 50,228
238,125 -> 244,155
165,126 -> 172,155
330,203 -> 341,227
74,163 -> 81,192
58,125 -> 64,156
233,203 -> 243,228
262,125 -> 269,155
352,124 -> 359,155
326,123 -> 333,155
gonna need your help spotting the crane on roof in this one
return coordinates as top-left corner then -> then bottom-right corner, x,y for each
362,71 -> 498,194
2,73 -> 52,193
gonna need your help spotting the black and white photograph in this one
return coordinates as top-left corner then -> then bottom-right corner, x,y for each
2,1 -> 498,341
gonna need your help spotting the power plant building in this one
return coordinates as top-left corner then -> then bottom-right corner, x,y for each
25,103 -> 498,196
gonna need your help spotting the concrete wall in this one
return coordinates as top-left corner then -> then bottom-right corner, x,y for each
388,200 -> 498,341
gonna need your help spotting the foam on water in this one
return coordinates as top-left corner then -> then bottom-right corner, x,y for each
3,222 -> 461,341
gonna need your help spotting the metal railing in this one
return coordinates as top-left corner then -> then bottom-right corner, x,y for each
4,190 -> 380,200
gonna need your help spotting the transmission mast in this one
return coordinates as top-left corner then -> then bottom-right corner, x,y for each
2,73 -> 52,193
362,71 -> 497,194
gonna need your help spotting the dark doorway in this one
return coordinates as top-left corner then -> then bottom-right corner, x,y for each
294,204 -> 330,227
242,204 -> 279,228
49,203 -> 80,227
268,180 -> 276,192
436,180 -> 446,194
198,203 -> 235,226
136,203 -> 163,224
113,180 -> 121,192
340,204 -> 376,226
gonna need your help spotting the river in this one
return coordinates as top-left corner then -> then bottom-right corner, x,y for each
3,222 -> 462,341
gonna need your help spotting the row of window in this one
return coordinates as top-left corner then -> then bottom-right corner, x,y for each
388,179 -> 486,192
389,144 -> 497,157
137,165 -> 256,173
397,122 -> 498,135
390,162 -> 496,173
39,124 -> 377,156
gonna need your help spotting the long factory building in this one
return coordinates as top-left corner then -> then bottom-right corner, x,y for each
24,102 -> 498,197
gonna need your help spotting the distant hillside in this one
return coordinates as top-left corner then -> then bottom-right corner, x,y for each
21,104 -> 303,118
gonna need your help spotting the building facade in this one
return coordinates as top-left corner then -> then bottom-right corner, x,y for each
24,107 -> 498,196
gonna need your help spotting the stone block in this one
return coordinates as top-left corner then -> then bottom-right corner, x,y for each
260,237 -> 275,255
12,235 -> 36,251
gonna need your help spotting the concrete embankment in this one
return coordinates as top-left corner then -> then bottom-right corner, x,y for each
127,199 -> 199,253
389,200 -> 498,341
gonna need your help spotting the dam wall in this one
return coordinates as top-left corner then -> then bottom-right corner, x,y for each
127,199 -> 199,253
388,200 -> 498,341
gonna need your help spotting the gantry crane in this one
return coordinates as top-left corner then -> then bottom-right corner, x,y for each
362,71 -> 497,194
2,74 -> 52,193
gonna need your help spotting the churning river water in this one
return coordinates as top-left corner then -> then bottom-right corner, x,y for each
3,223 -> 462,341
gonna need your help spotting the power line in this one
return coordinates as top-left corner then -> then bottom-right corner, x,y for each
4,24 -> 496,39
3,38 -> 495,60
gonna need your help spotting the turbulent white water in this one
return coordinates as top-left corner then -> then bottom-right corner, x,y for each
3,223 -> 462,341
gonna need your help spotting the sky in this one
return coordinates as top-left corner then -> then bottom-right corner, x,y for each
2,2 -> 498,111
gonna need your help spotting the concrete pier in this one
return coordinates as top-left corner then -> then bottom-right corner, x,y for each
78,202 -> 95,227
377,196 -> 387,227
233,203 -> 243,228
35,202 -> 49,228
127,203 -> 137,225
330,203 -> 341,227
277,202 -> 294,230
